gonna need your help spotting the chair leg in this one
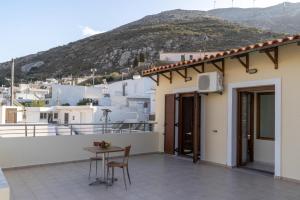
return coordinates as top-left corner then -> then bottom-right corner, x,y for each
95,160 -> 98,177
122,168 -> 127,190
106,166 -> 109,181
89,159 -> 92,179
126,166 -> 131,184
112,167 -> 115,184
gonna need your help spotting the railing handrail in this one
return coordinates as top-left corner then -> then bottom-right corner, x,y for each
0,122 -> 157,127
0,122 -> 156,137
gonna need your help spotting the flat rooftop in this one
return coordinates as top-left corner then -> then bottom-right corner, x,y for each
3,154 -> 300,200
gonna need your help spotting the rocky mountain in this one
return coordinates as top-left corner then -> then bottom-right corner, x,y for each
0,9 -> 283,84
208,2 -> 300,34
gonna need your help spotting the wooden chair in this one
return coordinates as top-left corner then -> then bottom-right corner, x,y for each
106,145 -> 131,190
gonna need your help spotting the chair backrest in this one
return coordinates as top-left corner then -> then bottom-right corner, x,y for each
123,145 -> 131,164
94,141 -> 100,147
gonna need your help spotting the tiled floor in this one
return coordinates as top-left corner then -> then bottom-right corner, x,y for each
3,154 -> 300,200
244,161 -> 275,173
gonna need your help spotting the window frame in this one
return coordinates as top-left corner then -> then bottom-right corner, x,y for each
40,112 -> 47,120
256,92 -> 275,141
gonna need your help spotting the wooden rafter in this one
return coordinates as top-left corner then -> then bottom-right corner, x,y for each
192,63 -> 205,74
175,69 -> 186,79
234,54 -> 250,72
161,71 -> 172,83
260,47 -> 279,69
210,59 -> 225,74
149,74 -> 159,86
175,68 -> 192,82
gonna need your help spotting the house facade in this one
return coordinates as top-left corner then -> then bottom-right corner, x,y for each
143,35 -> 300,182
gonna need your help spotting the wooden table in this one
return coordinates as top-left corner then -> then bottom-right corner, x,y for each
84,146 -> 124,186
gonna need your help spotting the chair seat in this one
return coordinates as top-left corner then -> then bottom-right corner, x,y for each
107,161 -> 127,168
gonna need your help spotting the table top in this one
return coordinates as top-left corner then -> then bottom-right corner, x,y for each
84,146 -> 124,154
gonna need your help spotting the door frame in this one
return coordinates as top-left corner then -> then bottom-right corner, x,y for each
178,93 -> 195,156
177,92 -> 201,162
236,91 -> 255,167
172,87 -> 206,161
227,79 -> 281,177
64,113 -> 69,124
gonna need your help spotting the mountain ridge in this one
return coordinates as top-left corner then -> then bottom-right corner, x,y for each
1,3 -> 296,84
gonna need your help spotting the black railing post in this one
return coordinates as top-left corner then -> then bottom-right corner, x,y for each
25,124 -> 28,137
33,125 -> 36,137
70,125 -> 73,135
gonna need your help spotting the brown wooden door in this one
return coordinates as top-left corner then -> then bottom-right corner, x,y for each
6,108 -> 17,123
164,94 -> 176,154
177,92 -> 201,162
193,92 -> 201,163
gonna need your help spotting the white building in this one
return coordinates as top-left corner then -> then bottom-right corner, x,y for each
48,84 -> 102,106
15,84 -> 49,102
159,51 -> 222,63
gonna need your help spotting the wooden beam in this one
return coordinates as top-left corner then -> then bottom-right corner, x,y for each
175,69 -> 186,79
149,74 -> 159,86
234,54 -> 249,72
260,47 -> 278,69
210,59 -> 225,74
161,71 -> 172,83
192,63 -> 205,74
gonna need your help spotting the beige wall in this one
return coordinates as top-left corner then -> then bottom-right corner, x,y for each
154,43 -> 300,180
0,132 -> 159,168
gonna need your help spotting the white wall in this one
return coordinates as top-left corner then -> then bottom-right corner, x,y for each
0,106 -> 24,124
159,52 -> 221,62
107,78 -> 153,98
50,84 -> 102,106
0,132 -> 159,168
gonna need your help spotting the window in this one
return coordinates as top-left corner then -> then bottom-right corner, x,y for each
256,92 -> 275,140
189,55 -> 193,60
40,113 -> 47,120
54,113 -> 58,119
181,55 -> 185,62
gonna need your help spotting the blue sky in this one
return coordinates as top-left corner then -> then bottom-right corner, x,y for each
0,0 -> 299,62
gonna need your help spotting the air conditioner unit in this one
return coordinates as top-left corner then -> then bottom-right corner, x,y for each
197,71 -> 223,93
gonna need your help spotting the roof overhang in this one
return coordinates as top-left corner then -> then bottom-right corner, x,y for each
142,35 -> 300,82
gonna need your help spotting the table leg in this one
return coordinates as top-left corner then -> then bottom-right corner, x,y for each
89,152 -> 118,186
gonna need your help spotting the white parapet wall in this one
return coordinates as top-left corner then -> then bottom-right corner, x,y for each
0,169 -> 10,200
0,132 -> 159,168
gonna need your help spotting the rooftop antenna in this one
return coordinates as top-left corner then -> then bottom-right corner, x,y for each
213,0 -> 216,9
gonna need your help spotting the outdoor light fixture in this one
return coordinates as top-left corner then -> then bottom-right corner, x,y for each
185,77 -> 192,82
248,68 -> 258,74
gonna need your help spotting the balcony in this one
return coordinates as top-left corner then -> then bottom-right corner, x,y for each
2,154 -> 300,200
1,123 -> 300,200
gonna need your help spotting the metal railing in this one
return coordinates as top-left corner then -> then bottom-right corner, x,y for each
0,122 -> 155,138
